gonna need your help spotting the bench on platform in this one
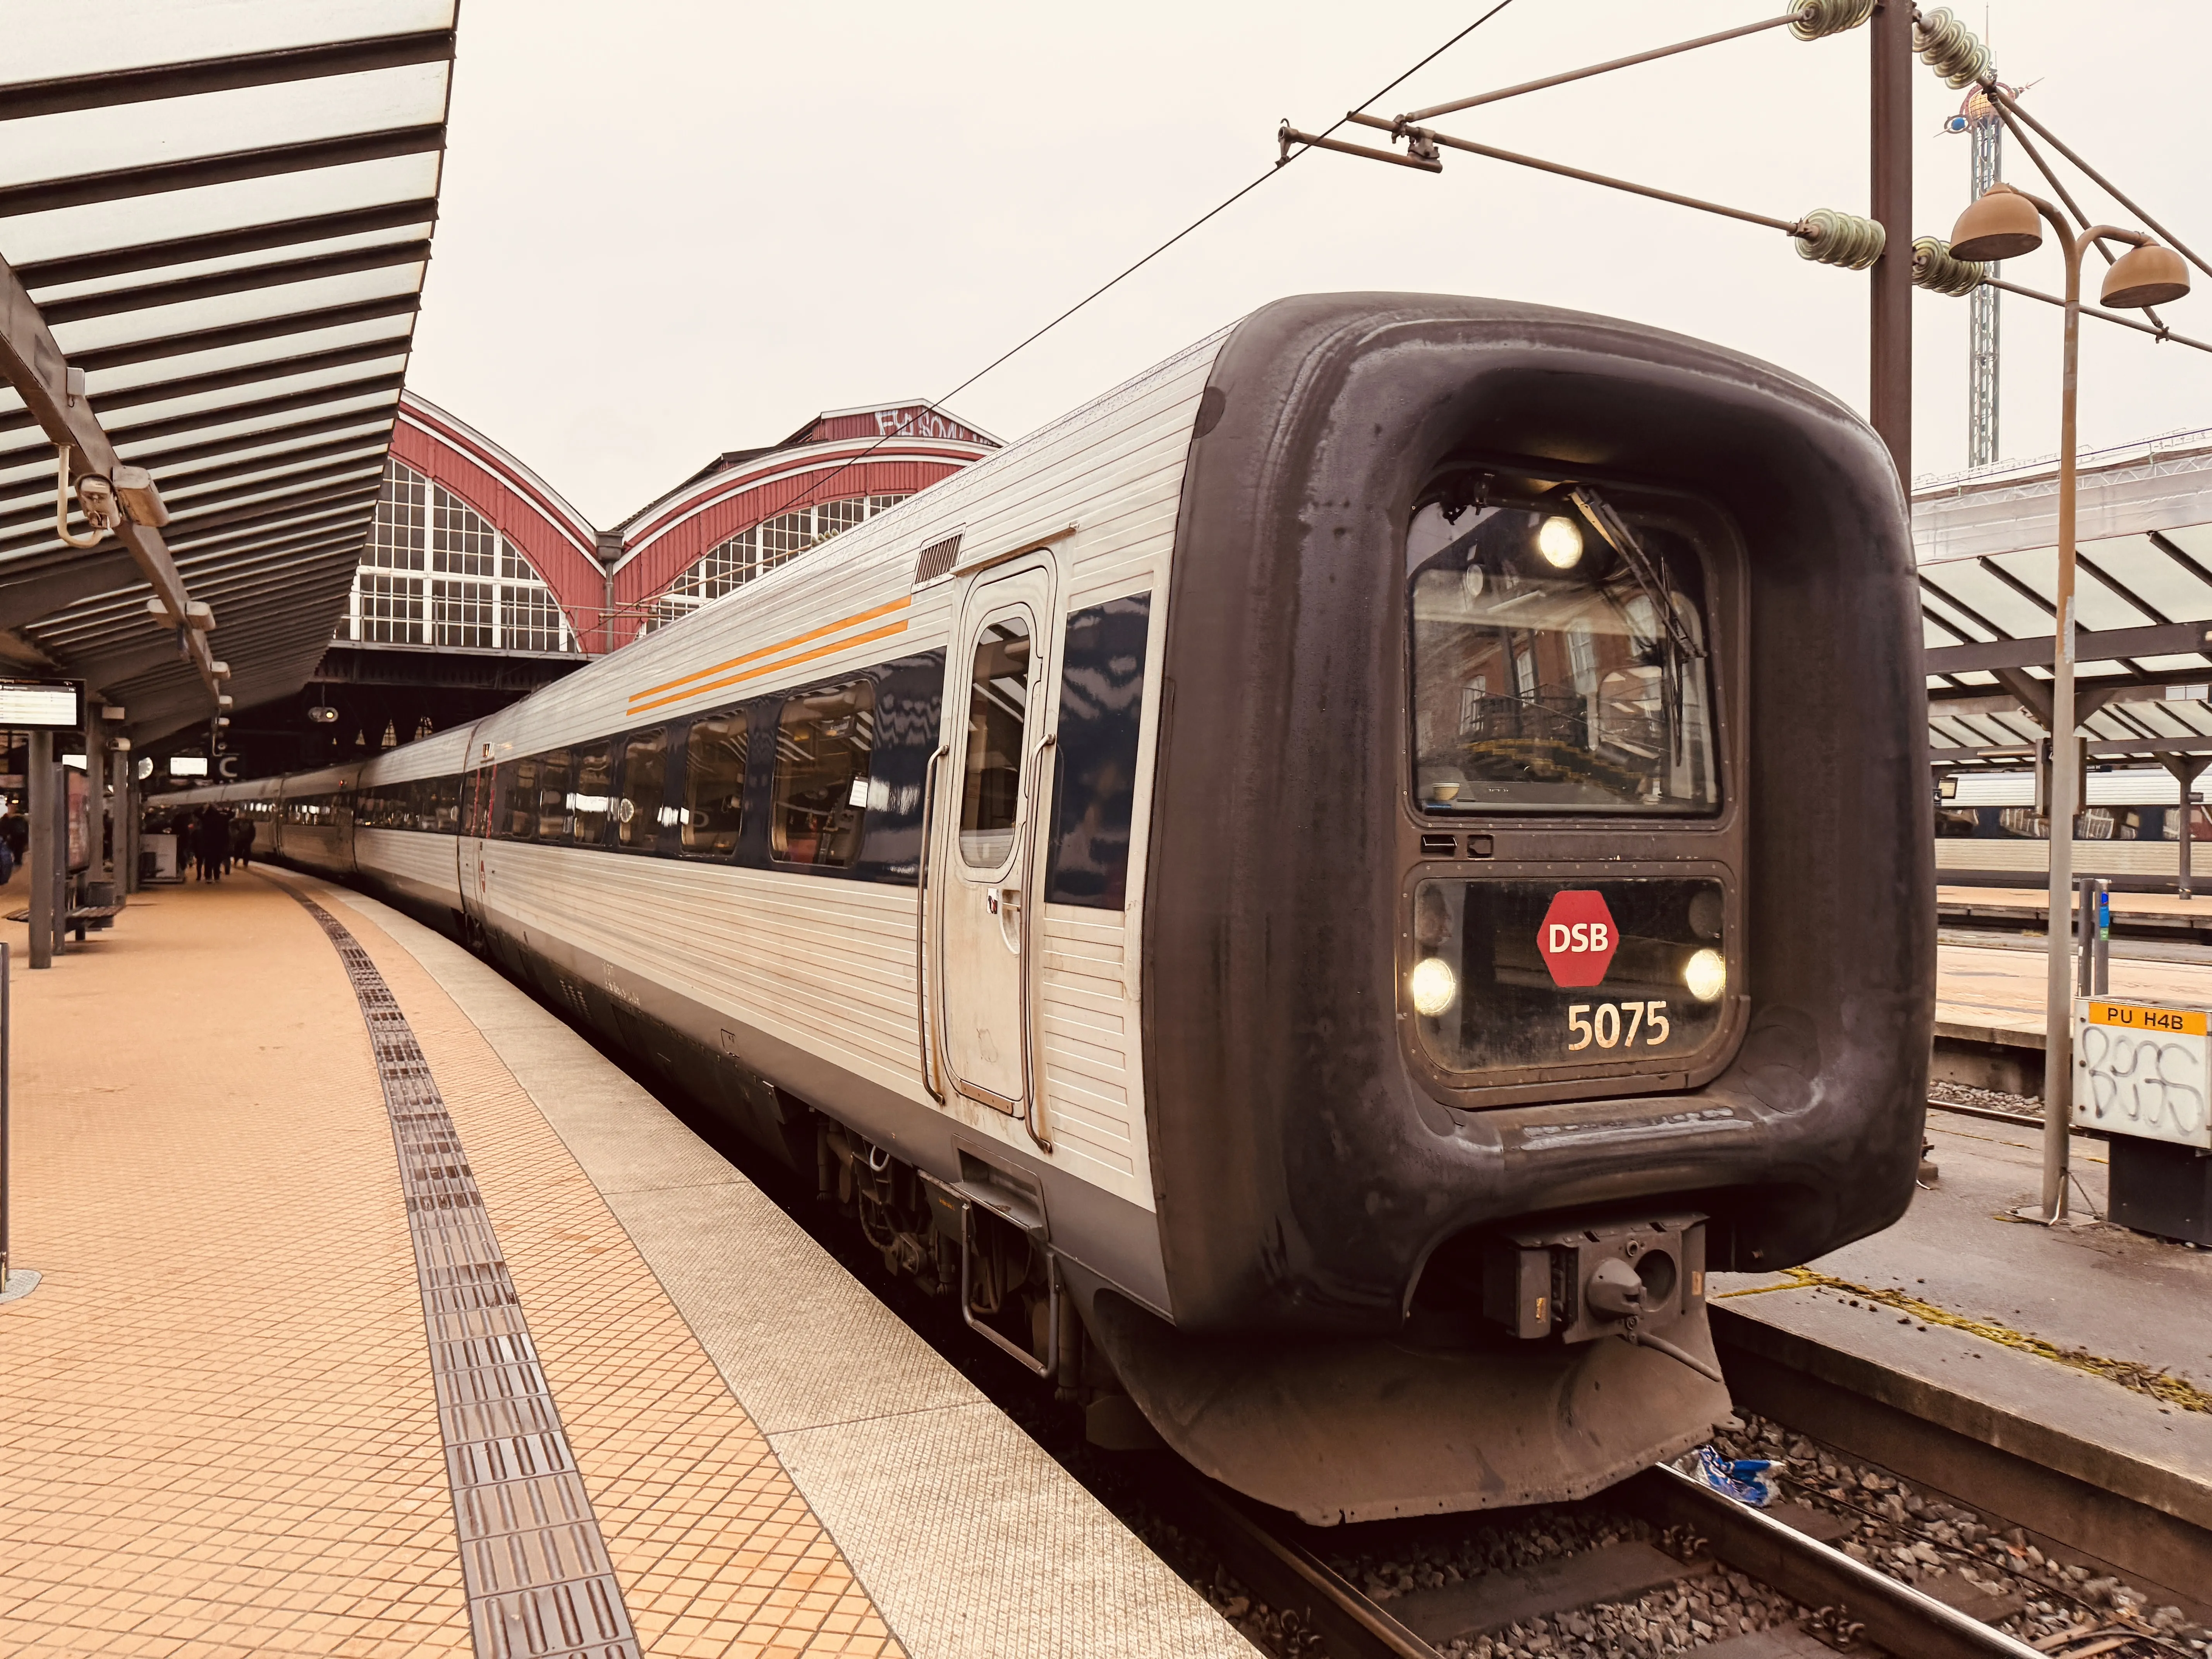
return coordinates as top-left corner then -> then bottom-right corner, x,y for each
7,903 -> 125,941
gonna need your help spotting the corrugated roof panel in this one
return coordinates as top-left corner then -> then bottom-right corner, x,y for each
0,5 -> 453,739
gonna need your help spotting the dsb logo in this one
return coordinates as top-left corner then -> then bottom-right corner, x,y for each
1537,890 -> 1619,988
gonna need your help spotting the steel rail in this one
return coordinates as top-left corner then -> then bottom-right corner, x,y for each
1169,1459 -> 2048,1659
1631,1464 -> 2045,1659
1927,1095 -> 2103,1135
1342,112 -> 1802,233
1167,1477 -> 1440,1659
1399,10 -> 1811,123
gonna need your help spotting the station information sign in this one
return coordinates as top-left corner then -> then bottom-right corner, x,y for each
2073,999 -> 2212,1148
0,677 -> 83,729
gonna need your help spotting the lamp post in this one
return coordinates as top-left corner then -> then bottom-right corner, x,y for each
1949,183 -> 2191,1222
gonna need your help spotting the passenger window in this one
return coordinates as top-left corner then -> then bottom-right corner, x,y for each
618,729 -> 668,848
572,745 -> 612,844
1045,594 -> 1150,908
682,713 -> 748,856
505,757 -> 538,840
958,613 -> 1032,869
771,680 -> 875,868
535,751 -> 572,840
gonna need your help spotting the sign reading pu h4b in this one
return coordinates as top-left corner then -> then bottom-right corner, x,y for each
1539,890 -> 1618,988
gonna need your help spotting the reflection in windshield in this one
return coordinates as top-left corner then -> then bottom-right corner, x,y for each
1408,499 -> 1719,814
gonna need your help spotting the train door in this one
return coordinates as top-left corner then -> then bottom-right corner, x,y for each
930,555 -> 1060,1124
460,752 -> 492,927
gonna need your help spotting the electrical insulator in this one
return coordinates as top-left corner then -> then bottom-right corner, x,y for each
1794,209 -> 1887,272
1789,0 -> 1876,42
1912,236 -> 1987,297
1915,7 -> 1992,89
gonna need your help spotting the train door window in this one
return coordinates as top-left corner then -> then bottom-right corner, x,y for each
680,713 -> 747,856
1045,594 -> 1151,908
535,750 -> 572,840
618,728 -> 668,848
571,744 -> 612,845
770,680 -> 875,868
1407,495 -> 1718,814
503,757 -> 537,840
958,614 -> 1031,869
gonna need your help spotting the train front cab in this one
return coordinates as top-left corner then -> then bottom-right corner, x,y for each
1095,295 -> 1932,1523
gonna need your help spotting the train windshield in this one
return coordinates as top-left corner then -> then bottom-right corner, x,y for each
1408,497 -> 1718,814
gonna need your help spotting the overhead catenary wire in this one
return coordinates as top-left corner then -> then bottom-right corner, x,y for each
621,0 -> 1528,613
1970,92 -> 2174,336
1985,84 -> 2212,285
1339,112 -> 1807,235
1396,8 -> 1820,124
1984,276 -> 2212,357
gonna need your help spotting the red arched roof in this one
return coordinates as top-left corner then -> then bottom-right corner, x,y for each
392,393 -> 612,649
384,395 -> 996,656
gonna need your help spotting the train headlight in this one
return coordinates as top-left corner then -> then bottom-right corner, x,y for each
1684,948 -> 1727,1003
1409,956 -> 1458,1017
1537,515 -> 1584,569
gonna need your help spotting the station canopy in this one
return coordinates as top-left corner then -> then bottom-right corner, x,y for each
1919,434 -> 2212,775
0,2 -> 455,742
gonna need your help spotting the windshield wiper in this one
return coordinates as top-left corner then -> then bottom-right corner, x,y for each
1569,486 -> 1703,767
1568,487 -> 1704,665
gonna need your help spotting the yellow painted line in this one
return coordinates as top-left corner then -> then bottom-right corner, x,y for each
1717,1266 -> 2212,1413
627,619 -> 910,716
627,596 -> 910,709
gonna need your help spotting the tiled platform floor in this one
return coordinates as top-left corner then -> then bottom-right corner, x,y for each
0,872 -> 900,1658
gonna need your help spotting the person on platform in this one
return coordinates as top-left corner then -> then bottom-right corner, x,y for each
196,805 -> 227,883
230,812 -> 254,872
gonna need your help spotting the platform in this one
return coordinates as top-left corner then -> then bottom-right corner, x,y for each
1712,1104 -> 2212,1608
1938,929 -> 2212,1044
0,871 -> 1249,1659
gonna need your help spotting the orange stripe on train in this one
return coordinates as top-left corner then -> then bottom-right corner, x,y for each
625,596 -> 910,708
625,620 -> 910,716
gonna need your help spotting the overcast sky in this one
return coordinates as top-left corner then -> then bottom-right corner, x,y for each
406,0 -> 2212,527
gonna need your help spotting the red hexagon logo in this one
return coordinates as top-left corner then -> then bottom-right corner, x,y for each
1537,890 -> 1618,988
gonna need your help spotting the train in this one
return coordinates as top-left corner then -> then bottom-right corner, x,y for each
173,293 -> 1931,1525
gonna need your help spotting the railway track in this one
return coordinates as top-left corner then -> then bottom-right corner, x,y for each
1927,1094 -> 2092,1134
528,992 -> 2197,1659
1163,1460 -> 2171,1659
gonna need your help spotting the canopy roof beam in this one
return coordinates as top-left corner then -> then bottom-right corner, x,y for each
14,199 -> 439,290
0,31 -> 456,122
0,252 -> 215,696
0,125 -> 445,220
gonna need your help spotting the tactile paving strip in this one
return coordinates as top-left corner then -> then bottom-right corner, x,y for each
289,888 -> 644,1659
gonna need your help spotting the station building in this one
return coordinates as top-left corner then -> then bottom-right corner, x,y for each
220,392 -> 998,775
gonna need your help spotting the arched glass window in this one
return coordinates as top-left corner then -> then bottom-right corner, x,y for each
342,458 -> 579,653
641,493 -> 908,635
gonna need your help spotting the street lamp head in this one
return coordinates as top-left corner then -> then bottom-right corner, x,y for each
1950,183 -> 2042,262
2100,242 -> 2190,309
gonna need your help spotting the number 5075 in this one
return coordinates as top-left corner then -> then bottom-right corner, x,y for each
1567,1001 -> 1671,1050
